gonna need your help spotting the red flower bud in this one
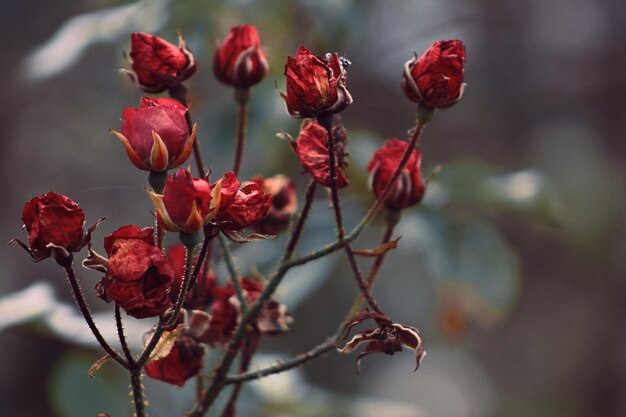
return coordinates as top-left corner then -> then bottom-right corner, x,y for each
213,24 -> 269,88
401,40 -> 466,109
167,244 -> 215,309
213,181 -> 273,231
281,46 -> 352,118
12,192 -> 97,265
124,32 -> 197,93
251,175 -> 297,235
111,97 -> 196,173
100,225 -> 174,318
149,169 -> 214,234
145,332 -> 205,386
293,120 -> 349,188
367,139 -> 425,209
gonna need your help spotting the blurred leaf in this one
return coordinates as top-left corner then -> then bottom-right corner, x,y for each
401,213 -> 520,320
426,157 -> 565,225
49,352 -> 129,417
528,121 -> 626,245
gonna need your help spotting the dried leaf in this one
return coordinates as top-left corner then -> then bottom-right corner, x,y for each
88,354 -> 112,378
352,237 -> 402,257
145,325 -> 184,363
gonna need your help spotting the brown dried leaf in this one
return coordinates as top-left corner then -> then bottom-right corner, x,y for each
88,354 -> 112,378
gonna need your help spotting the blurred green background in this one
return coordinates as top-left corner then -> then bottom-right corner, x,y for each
1,0 -> 624,416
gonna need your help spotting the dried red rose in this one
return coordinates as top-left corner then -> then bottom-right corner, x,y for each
12,192 -> 97,265
111,97 -> 195,173
213,24 -> 269,88
149,169 -> 214,234
145,328 -> 206,387
123,32 -> 197,93
339,312 -> 426,373
281,46 -> 352,118
167,244 -> 215,309
213,181 -> 273,231
251,175 -> 297,235
95,225 -> 174,318
401,40 -> 466,109
367,138 -> 425,209
207,278 -> 291,345
292,120 -> 349,188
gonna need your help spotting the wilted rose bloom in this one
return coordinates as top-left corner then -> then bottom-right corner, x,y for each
339,312 -> 426,373
145,331 -> 205,387
12,192 -> 95,265
213,24 -> 269,88
293,120 -> 349,188
367,138 -> 425,209
208,277 -> 291,345
149,169 -> 213,234
401,40 -> 466,109
251,175 -> 297,235
281,46 -> 352,118
98,225 -> 174,318
111,97 -> 195,173
124,32 -> 197,93
213,181 -> 273,231
167,244 -> 215,309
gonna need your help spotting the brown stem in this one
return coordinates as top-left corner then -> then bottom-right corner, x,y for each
137,243 -> 197,367
317,113 -> 385,316
219,334 -> 257,417
169,84 -> 206,177
63,266 -> 128,369
347,210 -> 400,319
115,303 -> 135,366
130,368 -> 145,417
281,179 -> 317,263
232,88 -> 250,177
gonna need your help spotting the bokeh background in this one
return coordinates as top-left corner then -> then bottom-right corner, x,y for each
1,0 -> 625,416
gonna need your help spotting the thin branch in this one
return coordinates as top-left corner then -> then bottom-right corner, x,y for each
218,233 -> 248,313
170,84 -> 206,177
137,244 -> 197,367
281,179 -> 317,264
63,266 -> 128,369
232,88 -> 250,177
317,113 -> 384,316
224,337 -> 337,384
115,303 -> 135,366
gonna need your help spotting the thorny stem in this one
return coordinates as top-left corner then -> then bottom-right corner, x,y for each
137,244 -> 197,367
155,216 -> 165,250
280,179 -> 317,264
115,303 -> 135,366
169,84 -> 206,177
347,210 -> 400,319
232,88 -> 250,177
282,110 -> 430,270
218,233 -> 248,313
190,110 -> 433,416
63,266 -> 128,369
224,335 -> 338,384
318,113 -> 385,316
219,335 -> 256,417
130,368 -> 145,417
